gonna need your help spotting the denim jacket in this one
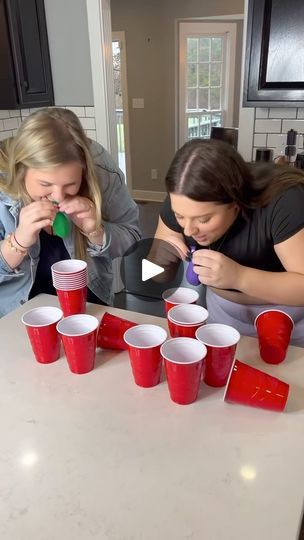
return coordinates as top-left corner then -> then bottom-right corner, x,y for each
0,141 -> 141,317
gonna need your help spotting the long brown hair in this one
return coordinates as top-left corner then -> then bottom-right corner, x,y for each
165,138 -> 304,210
0,107 -> 102,260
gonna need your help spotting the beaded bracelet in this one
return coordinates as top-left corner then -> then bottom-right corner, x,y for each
79,224 -> 104,239
6,233 -> 28,256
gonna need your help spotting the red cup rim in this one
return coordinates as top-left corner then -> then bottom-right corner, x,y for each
254,309 -> 294,329
51,259 -> 87,274
55,285 -> 87,291
123,324 -> 167,349
167,304 -> 209,325
52,275 -> 87,282
52,269 -> 87,276
162,287 -> 199,304
223,357 -> 238,402
195,323 -> 241,348
161,337 -> 207,364
56,314 -> 99,336
21,306 -> 63,327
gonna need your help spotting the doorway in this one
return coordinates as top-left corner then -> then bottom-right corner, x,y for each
112,31 -> 132,188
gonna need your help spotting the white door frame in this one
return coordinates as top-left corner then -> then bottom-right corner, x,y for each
174,14 -> 243,152
86,0 -> 118,161
178,21 -> 237,147
112,31 -> 132,190
86,0 -> 123,295
86,6 -> 252,165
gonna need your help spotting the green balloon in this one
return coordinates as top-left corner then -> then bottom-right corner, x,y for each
53,211 -> 71,238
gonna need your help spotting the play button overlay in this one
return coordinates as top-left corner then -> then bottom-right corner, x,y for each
142,259 -> 164,281
120,237 -> 185,301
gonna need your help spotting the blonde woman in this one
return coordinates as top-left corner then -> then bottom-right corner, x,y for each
0,107 -> 140,317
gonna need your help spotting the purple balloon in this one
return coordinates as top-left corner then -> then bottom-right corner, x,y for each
186,246 -> 200,286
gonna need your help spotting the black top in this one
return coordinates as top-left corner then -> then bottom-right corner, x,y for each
160,185 -> 304,272
29,229 -> 105,305
29,229 -> 69,299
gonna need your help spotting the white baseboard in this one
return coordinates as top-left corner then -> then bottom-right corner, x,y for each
132,190 -> 166,202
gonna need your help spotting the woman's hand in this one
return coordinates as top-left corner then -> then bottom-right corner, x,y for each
192,249 -> 244,290
15,200 -> 58,247
58,196 -> 97,234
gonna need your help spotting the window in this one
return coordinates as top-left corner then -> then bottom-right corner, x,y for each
179,22 -> 237,146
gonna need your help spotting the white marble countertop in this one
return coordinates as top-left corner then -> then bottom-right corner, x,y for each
1,294 -> 304,540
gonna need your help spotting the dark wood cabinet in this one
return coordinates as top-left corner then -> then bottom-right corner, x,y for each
243,0 -> 304,107
0,0 -> 54,109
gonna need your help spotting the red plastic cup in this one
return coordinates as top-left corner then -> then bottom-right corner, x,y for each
167,304 -> 208,338
97,312 -> 138,350
21,306 -> 63,364
254,309 -> 294,364
123,324 -> 167,387
57,314 -> 99,374
56,286 -> 87,317
195,324 -> 240,387
161,338 -> 207,405
162,287 -> 199,314
223,359 -> 290,412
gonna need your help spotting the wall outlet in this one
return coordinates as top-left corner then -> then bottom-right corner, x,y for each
151,168 -> 158,180
132,98 -> 144,108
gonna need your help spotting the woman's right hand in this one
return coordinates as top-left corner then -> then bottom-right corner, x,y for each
15,200 -> 58,248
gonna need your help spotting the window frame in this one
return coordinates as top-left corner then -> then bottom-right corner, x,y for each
178,21 -> 237,146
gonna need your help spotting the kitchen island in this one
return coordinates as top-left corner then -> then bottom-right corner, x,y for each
0,294 -> 303,540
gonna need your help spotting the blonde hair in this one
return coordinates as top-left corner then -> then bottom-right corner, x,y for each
0,107 -> 102,260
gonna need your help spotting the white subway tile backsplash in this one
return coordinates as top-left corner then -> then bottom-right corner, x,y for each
3,118 -> 19,130
0,105 -> 97,145
253,133 -> 267,147
67,106 -> 85,117
86,129 -> 97,141
0,110 -> 10,119
0,130 -> 13,140
267,133 -> 286,148
282,119 -> 304,133
255,108 -> 269,118
28,107 -> 44,113
269,107 -> 297,119
9,110 -> 21,118
85,106 -> 95,117
20,109 -> 30,117
252,106 -> 304,161
80,117 -> 95,130
255,119 -> 281,133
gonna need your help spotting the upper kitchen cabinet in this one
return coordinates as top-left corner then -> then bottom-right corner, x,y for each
0,0 -> 54,109
243,0 -> 304,107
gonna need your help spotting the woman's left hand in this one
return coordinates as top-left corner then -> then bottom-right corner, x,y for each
58,196 -> 97,234
192,249 -> 243,290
